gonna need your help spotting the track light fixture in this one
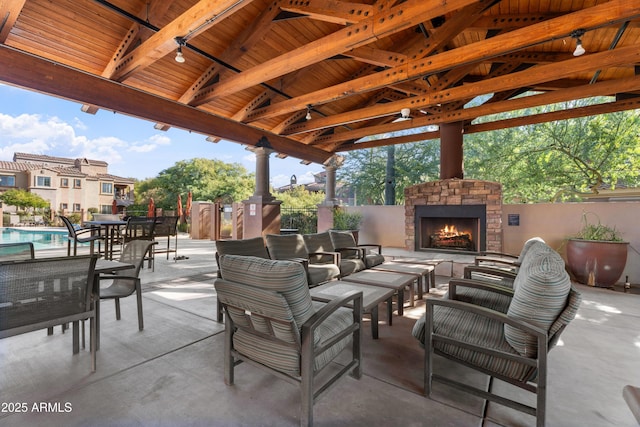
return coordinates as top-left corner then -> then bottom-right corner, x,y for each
174,37 -> 186,63
570,29 -> 586,57
305,105 -> 312,120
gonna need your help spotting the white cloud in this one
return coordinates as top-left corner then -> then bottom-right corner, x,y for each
0,113 -> 75,159
128,134 -> 171,153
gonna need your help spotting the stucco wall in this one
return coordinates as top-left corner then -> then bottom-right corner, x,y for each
347,201 -> 640,284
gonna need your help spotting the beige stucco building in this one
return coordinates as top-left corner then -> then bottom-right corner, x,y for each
0,153 -> 134,220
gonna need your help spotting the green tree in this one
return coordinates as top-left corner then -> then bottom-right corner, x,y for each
277,186 -> 325,208
0,189 -> 49,210
465,101 -> 640,202
338,139 -> 440,205
135,158 -> 255,209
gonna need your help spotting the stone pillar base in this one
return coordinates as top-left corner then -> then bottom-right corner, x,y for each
242,199 -> 282,239
317,204 -> 336,232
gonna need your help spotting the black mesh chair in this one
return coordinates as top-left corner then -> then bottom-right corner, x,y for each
153,216 -> 179,261
123,216 -> 156,269
59,215 -> 104,256
0,242 -> 34,260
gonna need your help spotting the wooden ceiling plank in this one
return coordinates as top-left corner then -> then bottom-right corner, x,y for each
110,0 -> 256,82
319,73 -> 640,146
246,0 -> 640,124
0,0 -> 27,42
0,45 -> 331,164
279,0 -> 375,25
201,0 -> 485,101
188,0 -> 282,106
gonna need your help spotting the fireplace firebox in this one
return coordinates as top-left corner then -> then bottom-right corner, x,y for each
415,205 -> 486,253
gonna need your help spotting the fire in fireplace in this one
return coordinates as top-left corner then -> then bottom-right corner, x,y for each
430,223 -> 474,251
414,205 -> 487,253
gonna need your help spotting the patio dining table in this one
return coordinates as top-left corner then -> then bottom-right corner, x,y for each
85,220 -> 127,260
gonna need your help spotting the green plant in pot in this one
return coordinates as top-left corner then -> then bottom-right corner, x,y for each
566,212 -> 628,288
332,206 -> 363,242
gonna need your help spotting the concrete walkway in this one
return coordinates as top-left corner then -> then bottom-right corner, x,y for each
1,235 -> 638,426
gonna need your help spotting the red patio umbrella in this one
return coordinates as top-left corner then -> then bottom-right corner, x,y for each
147,198 -> 155,218
185,191 -> 192,218
111,199 -> 118,215
177,194 -> 183,222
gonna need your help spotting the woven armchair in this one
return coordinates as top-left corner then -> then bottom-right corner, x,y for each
215,255 -> 362,427
413,242 -> 581,427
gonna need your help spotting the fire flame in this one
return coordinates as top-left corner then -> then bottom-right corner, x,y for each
438,225 -> 470,239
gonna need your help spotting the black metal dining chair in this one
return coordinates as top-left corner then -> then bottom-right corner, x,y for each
59,215 -> 104,256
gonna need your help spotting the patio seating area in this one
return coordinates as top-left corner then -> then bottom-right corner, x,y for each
1,235 -> 638,426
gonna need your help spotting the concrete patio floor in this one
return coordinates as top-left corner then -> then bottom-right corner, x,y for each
1,235 -> 638,426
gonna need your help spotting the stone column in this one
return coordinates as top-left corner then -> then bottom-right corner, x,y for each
440,121 -> 464,179
318,155 -> 344,232
243,138 -> 281,238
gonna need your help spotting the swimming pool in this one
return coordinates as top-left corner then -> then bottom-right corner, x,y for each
0,227 -> 74,251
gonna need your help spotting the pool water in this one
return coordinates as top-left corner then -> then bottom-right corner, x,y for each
0,227 -> 74,251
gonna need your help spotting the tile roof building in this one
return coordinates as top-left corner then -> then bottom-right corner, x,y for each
0,153 -> 135,220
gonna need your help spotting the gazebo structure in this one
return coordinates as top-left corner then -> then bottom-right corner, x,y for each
1,0 -> 639,235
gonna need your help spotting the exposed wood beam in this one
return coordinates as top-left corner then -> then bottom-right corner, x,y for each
199,0 -> 486,102
318,73 -> 640,146
279,0 -> 375,25
0,45 -> 331,164
338,96 -> 640,152
246,0 -> 640,123
283,43 -> 640,135
0,0 -> 27,43
469,13 -> 560,31
465,97 -> 640,135
84,2 -> 173,116
110,0 -> 255,81
342,46 -> 408,68
188,0 -> 282,106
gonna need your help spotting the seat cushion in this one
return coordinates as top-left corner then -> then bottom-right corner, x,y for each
329,231 -> 361,259
311,301 -> 354,372
218,255 -> 315,326
412,304 -> 535,382
505,244 -> 571,357
307,264 -> 341,286
215,237 -> 268,258
233,301 -> 354,376
364,252 -> 385,268
265,234 -> 309,259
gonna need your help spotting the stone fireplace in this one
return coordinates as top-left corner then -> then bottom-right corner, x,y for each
404,179 -> 502,253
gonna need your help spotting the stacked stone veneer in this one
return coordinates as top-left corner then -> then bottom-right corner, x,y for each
404,179 -> 503,252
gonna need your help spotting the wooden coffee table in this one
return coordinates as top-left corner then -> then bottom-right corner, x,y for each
341,270 -> 416,316
310,281 -> 394,339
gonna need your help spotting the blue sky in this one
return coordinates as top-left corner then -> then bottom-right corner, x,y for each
0,83 -> 321,187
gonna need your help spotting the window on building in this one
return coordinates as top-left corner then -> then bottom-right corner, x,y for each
60,178 -> 69,187
36,176 -> 51,187
101,182 -> 113,194
101,205 -> 112,214
73,203 -> 81,212
73,179 -> 82,188
0,175 -> 16,187
60,203 -> 68,210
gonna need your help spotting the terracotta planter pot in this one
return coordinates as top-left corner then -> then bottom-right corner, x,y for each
566,239 -> 629,287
